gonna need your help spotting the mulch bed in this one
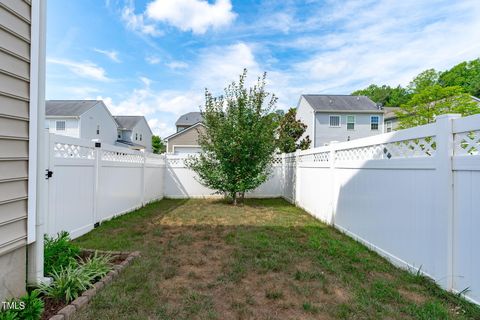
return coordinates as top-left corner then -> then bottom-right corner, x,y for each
40,250 -> 140,320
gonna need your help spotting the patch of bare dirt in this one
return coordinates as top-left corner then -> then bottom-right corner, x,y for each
399,288 -> 428,304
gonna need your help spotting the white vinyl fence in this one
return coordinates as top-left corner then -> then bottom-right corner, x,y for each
46,134 -> 164,239
281,113 -> 480,305
45,113 -> 480,305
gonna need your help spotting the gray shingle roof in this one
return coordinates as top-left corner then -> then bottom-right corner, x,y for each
175,112 -> 203,126
46,100 -> 101,116
301,95 -> 381,112
114,116 -> 143,130
383,107 -> 400,120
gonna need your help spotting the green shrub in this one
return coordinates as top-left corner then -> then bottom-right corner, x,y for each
39,265 -> 92,303
0,291 -> 44,320
44,231 -> 80,276
40,251 -> 112,303
16,291 -> 44,320
80,251 -> 112,282
0,309 -> 18,320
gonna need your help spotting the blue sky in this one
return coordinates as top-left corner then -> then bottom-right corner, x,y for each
46,0 -> 480,138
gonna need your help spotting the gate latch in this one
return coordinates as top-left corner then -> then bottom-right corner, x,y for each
45,169 -> 53,179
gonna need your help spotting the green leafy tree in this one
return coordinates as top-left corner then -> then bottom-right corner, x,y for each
186,69 -> 277,205
408,69 -> 440,94
439,58 -> 480,97
151,135 -> 165,154
398,85 -> 480,129
276,108 -> 311,153
352,84 -> 410,107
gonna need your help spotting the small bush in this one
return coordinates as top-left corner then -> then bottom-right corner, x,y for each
39,265 -> 92,303
40,251 -> 112,303
0,309 -> 18,320
17,291 -> 44,320
80,251 -> 112,282
44,231 -> 80,275
0,291 -> 44,320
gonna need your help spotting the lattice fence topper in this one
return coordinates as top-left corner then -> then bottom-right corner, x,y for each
102,150 -> 144,163
455,130 -> 480,156
335,136 -> 437,161
298,152 -> 330,163
54,143 -> 95,159
166,157 -> 187,166
271,156 -> 283,165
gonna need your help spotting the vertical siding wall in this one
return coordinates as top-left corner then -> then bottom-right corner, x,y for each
46,134 -> 165,239
0,0 -> 32,299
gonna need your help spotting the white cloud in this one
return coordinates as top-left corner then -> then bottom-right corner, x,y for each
121,5 -> 163,36
286,0 -> 480,94
94,48 -> 121,62
148,118 -> 175,136
166,61 -> 189,70
47,58 -> 110,81
145,0 -> 236,34
145,55 -> 161,64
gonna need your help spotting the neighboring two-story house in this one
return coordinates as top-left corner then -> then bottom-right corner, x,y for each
383,107 -> 401,132
46,100 -> 119,145
45,101 -> 153,151
296,94 -> 384,147
114,116 -> 153,152
165,112 -> 205,154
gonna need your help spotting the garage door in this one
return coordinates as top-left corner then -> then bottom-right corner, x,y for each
174,146 -> 201,154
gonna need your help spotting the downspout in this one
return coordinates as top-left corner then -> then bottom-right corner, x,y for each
27,0 -> 50,285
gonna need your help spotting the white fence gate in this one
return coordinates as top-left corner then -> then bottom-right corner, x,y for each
46,134 -> 164,239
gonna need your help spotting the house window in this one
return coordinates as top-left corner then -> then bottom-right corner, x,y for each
135,133 -> 138,140
56,120 -> 65,131
140,134 -> 142,141
329,115 -> 340,127
371,116 -> 379,130
386,120 -> 393,133
346,115 -> 355,130
96,125 -> 100,135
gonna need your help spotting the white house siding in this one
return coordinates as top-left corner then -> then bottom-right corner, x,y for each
296,97 -> 314,145
314,113 -> 384,147
0,0 -> 33,300
79,104 -> 118,145
46,118 -> 80,138
131,119 -> 153,152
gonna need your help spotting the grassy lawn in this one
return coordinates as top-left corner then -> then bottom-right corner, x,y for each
72,199 -> 479,320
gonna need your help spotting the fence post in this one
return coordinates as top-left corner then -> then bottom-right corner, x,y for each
141,152 -> 146,206
92,142 -> 101,226
435,114 -> 460,291
281,153 -> 286,200
329,143 -> 337,225
294,149 -> 301,206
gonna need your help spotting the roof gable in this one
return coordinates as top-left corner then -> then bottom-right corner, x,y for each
165,122 -> 205,140
114,116 -> 143,129
46,100 -> 101,116
175,112 -> 203,126
301,95 -> 381,112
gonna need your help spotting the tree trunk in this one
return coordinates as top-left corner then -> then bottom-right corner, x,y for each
232,192 -> 237,206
